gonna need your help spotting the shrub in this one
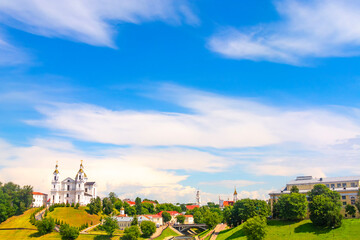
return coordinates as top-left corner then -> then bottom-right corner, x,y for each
277,193 -> 307,221
140,221 -> 156,238
36,217 -> 55,235
309,195 -> 342,228
345,204 -> 356,216
176,215 -> 185,224
71,203 -> 74,207
103,217 -> 119,235
122,225 -> 141,240
242,216 -> 266,240
75,203 -> 80,209
66,203 -> 70,207
60,223 -> 80,240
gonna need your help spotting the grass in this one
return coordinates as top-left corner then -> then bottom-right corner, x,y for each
217,218 -> 360,240
198,228 -> 211,238
47,206 -> 101,227
154,226 -> 180,240
0,208 -> 37,229
0,208 -> 118,240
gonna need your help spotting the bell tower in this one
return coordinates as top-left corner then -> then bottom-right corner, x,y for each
75,160 -> 87,204
233,186 -> 238,202
51,161 -> 61,204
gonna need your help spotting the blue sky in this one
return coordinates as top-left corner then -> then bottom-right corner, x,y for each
1,0 -> 360,203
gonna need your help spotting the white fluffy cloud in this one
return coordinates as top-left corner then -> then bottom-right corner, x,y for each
0,138 -> 228,203
0,0 -> 197,47
28,86 -> 360,148
209,0 -> 360,64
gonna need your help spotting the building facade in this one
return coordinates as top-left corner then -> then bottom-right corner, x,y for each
32,192 -> 48,207
50,161 -> 97,205
269,176 -> 360,218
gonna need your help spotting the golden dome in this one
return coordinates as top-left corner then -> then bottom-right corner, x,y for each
53,169 -> 59,174
234,187 -> 237,195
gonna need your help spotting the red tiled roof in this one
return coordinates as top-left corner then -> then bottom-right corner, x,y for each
117,214 -> 127,217
184,215 -> 193,218
125,200 -> 136,205
32,192 -> 46,195
186,205 -> 199,210
223,201 -> 234,207
158,211 -> 179,216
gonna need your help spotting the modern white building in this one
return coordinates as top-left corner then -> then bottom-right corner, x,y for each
50,161 -> 97,205
32,192 -> 48,207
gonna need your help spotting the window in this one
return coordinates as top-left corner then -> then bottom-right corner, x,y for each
54,176 -> 56,180
351,182 -> 356,187
326,184 -> 329,188
331,184 -> 335,188
351,196 -> 355,205
78,195 -> 80,200
343,202 -> 346,206
342,196 -> 346,200
85,188 -> 88,193
66,194 -> 69,197
79,184 -> 80,188
53,185 -> 55,189
342,183 -> 346,187
67,185 -> 70,191
67,180 -> 70,182
337,183 -> 341,188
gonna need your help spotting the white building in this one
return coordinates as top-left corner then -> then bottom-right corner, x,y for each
32,192 -> 48,207
50,161 -> 97,205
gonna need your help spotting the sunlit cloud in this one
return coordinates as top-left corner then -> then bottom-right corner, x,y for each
0,0 -> 198,47
209,0 -> 360,65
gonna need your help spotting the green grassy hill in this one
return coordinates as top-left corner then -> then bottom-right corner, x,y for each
0,208 -> 116,240
154,227 -> 180,240
217,219 -> 360,240
47,206 -> 100,227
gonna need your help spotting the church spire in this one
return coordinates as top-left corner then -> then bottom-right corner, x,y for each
53,161 -> 59,174
233,186 -> 238,202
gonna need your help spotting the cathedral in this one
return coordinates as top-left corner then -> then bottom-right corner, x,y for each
50,161 -> 97,205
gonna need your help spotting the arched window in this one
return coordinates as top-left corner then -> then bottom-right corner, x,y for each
67,185 -> 70,191
54,176 -> 56,180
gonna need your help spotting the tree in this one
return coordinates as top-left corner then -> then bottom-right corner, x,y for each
277,193 -> 307,220
203,210 -> 221,228
290,186 -> 299,193
109,192 -> 118,204
242,216 -> 267,240
223,206 -> 233,226
140,221 -> 156,238
345,204 -> 356,216
122,225 -> 141,240
308,184 -> 340,203
103,217 -> 118,236
162,211 -> 171,223
309,195 -> 342,228
131,215 -> 138,226
60,224 -> 80,240
135,197 -> 142,215
88,197 -> 102,214
231,199 -> 270,226
193,211 -> 203,224
36,217 -> 55,235
356,189 -> 360,213
176,215 -> 185,224
102,197 -> 114,215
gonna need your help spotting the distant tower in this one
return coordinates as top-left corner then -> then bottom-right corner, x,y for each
233,187 -> 238,202
75,160 -> 88,204
51,161 -> 60,204
120,207 -> 125,215
196,190 -> 201,206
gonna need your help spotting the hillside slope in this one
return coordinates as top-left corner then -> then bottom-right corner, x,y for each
217,219 -> 360,240
47,206 -> 100,227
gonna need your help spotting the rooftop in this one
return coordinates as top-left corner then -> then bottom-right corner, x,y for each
287,176 -> 360,185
